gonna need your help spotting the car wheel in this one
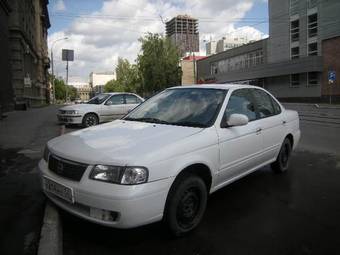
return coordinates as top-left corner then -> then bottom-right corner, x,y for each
164,174 -> 207,237
271,138 -> 292,173
82,113 -> 98,128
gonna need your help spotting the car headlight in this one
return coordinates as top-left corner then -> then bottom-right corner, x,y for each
60,110 -> 79,114
66,110 -> 79,114
43,145 -> 50,162
90,165 -> 148,185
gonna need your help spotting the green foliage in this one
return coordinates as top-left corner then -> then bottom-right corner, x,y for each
53,76 -> 77,101
137,33 -> 181,96
104,79 -> 126,92
104,57 -> 140,93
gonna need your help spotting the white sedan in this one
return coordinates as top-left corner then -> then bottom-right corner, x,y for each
40,84 -> 300,236
57,92 -> 144,127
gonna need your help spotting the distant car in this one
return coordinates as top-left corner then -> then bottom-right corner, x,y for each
41,84 -> 300,236
57,93 -> 144,127
74,98 -> 82,104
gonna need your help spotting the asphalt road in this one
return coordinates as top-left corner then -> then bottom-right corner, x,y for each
1,104 -> 340,255
62,105 -> 340,255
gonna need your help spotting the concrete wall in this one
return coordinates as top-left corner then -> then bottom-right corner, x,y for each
267,0 -> 290,63
265,74 -> 321,99
320,0 -> 340,40
181,60 -> 195,85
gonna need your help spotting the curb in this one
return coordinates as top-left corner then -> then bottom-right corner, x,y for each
38,201 -> 62,255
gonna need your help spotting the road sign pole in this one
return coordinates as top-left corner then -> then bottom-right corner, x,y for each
66,60 -> 68,102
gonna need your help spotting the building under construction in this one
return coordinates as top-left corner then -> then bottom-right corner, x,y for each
166,15 -> 199,56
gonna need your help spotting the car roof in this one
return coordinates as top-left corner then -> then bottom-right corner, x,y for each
171,84 -> 262,90
100,92 -> 136,95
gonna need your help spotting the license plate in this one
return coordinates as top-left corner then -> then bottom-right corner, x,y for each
43,176 -> 74,203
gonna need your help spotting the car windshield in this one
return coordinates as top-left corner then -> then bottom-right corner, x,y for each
124,88 -> 227,128
87,94 -> 110,104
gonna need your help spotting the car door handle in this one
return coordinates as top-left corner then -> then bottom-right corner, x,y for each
256,128 -> 262,133
282,120 -> 287,125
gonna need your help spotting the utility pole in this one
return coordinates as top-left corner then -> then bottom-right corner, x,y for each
65,60 -> 69,102
50,37 -> 68,103
62,49 -> 74,103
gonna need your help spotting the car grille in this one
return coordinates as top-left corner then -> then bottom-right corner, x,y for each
48,154 -> 88,181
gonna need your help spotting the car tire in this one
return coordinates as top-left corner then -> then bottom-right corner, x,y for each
164,173 -> 207,237
271,137 -> 292,173
82,113 -> 98,128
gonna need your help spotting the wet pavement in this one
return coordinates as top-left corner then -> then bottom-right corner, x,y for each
61,105 -> 340,255
0,149 -> 45,255
62,151 -> 340,255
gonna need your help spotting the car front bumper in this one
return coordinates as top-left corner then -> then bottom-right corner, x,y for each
57,114 -> 83,124
38,159 -> 174,228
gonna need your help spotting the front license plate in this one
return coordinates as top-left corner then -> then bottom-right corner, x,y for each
43,176 -> 74,203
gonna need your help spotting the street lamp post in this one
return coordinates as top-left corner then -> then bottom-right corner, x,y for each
50,37 -> 68,103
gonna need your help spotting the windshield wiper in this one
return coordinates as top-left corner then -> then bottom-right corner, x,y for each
124,117 -> 170,125
170,121 -> 208,128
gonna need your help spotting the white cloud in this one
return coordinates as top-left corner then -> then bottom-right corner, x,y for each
54,0 -> 66,12
49,0 -> 267,83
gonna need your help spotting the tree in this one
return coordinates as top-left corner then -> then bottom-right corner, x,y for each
53,76 -> 77,101
137,33 -> 181,96
104,79 -> 126,92
104,57 -> 140,93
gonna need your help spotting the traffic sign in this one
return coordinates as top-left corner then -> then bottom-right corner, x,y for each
328,70 -> 336,84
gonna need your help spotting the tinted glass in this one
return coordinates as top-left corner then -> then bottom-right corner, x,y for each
251,89 -> 276,118
225,89 -> 256,121
125,95 -> 141,104
125,88 -> 227,128
87,94 -> 110,104
105,95 -> 124,105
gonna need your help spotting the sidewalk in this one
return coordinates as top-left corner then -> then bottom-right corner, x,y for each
0,105 -> 61,255
0,105 -> 60,155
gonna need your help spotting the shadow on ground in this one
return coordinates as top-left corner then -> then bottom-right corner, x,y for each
62,151 -> 340,255
0,148 -> 45,255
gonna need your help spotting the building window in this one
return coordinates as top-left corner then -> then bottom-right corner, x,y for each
308,72 -> 319,86
308,42 -> 318,55
291,47 -> 299,59
291,74 -> 300,87
308,13 -> 318,38
290,19 -> 299,42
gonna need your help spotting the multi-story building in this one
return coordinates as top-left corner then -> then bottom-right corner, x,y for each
166,15 -> 199,56
181,56 -> 207,85
197,0 -> 340,102
0,0 -> 13,111
206,41 -> 217,56
76,85 -> 92,102
216,36 -> 251,53
89,71 -> 115,95
8,0 -> 50,109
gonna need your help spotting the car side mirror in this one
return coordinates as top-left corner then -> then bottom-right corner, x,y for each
225,114 -> 249,127
105,101 -> 112,106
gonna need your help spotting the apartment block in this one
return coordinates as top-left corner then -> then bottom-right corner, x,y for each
197,0 -> 340,102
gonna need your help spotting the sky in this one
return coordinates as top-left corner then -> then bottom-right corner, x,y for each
48,0 -> 269,83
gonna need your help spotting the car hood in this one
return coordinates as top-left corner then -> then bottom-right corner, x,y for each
59,104 -> 100,112
48,120 -> 204,165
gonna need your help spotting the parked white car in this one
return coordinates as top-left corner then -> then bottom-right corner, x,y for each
57,92 -> 144,127
40,84 -> 300,236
